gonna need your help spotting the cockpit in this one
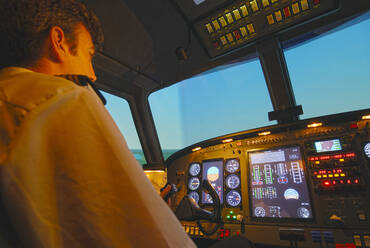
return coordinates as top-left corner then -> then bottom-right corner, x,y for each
84,0 -> 370,247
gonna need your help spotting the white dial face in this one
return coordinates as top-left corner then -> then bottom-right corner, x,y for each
364,142 -> 370,158
226,190 -> 241,207
188,177 -> 200,191
226,174 -> 240,189
189,163 -> 201,176
226,159 -> 239,173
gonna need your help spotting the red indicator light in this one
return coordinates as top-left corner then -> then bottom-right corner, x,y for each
323,181 -> 331,186
345,153 -> 355,158
347,180 -> 351,184
313,0 -> 320,4
334,154 -> 343,159
354,179 -> 359,184
236,141 -> 242,146
236,232 -> 240,235
339,180 -> 344,184
319,156 -> 330,160
314,171 -> 318,175
328,171 -> 332,174
337,169 -> 343,173
219,229 -> 224,238
283,7 -> 291,17
350,123 -> 358,129
309,157 -> 315,161
332,180 -> 336,185
225,229 -> 230,237
233,30 -> 241,40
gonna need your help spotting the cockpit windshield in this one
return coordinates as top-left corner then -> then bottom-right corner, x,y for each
149,59 -> 272,159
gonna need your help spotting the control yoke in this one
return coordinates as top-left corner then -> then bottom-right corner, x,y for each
175,180 -> 222,235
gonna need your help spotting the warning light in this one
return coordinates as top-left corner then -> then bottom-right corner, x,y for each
339,158 -> 345,162
345,153 -> 355,158
334,174 -> 339,177
323,181 -> 331,186
347,179 -> 351,184
323,175 -> 328,178
225,229 -> 230,237
236,232 -> 240,235
192,147 -> 202,152
314,171 -> 318,175
219,229 -> 224,238
328,174 -> 333,178
350,123 -> 358,129
315,161 -> 320,165
354,179 -> 359,184
222,138 -> 233,143
319,155 -> 330,160
307,122 -> 323,128
339,180 -> 344,184
316,175 -> 322,179
332,181 -> 336,185
334,154 -> 343,159
340,173 -> 346,177
258,131 -> 271,136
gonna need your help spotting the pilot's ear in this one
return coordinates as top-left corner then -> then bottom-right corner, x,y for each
49,26 -> 70,62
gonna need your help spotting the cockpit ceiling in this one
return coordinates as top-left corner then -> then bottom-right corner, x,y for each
83,0 -> 369,95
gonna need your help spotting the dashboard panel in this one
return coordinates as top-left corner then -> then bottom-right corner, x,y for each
166,109 -> 370,247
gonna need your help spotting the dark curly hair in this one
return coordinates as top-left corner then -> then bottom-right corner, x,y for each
0,0 -> 104,68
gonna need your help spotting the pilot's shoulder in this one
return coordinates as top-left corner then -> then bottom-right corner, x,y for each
0,67 -> 86,112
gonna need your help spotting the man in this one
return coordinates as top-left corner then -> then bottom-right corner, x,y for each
0,0 -> 195,247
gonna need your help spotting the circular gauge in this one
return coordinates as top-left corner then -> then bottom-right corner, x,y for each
189,163 -> 201,176
188,177 -> 200,191
226,190 -> 241,207
297,207 -> 310,218
225,159 -> 240,173
364,142 -> 370,159
188,191 -> 199,204
254,207 -> 266,217
226,174 -> 240,189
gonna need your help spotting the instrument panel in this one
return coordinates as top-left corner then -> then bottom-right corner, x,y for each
167,110 -> 370,247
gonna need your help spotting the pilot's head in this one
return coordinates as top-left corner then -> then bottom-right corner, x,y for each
0,0 -> 104,81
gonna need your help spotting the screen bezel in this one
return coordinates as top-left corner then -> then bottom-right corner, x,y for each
314,138 -> 342,153
200,158 -> 225,206
247,145 -> 315,223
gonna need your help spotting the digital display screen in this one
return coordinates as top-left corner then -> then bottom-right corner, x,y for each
314,139 -> 342,153
202,160 -> 223,204
193,0 -> 206,5
248,147 -> 313,219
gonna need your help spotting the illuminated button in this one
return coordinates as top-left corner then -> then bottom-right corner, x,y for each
283,7 -> 291,17
339,158 -> 345,162
354,179 -> 359,184
220,36 -> 228,45
340,173 -> 346,177
213,40 -> 220,49
316,175 -> 322,179
185,226 -> 190,233
225,13 -> 234,24
218,16 -> 227,27
274,10 -> 283,22
195,227 -> 199,235
347,179 -> 351,184
300,0 -> 309,10
205,23 -> 214,34
240,5 -> 249,17
323,174 -> 327,178
328,174 -> 333,178
226,215 -> 231,219
233,30 -> 241,40
262,0 -> 270,8
292,2 -> 300,14
334,173 -> 339,177
247,24 -> 255,33
240,26 -> 248,37
212,20 -> 221,30
315,161 -> 320,165
233,9 -> 242,20
250,0 -> 259,12
267,14 -> 275,24
226,33 -> 234,42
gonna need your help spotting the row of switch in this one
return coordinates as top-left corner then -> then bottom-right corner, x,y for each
205,0 -> 282,34
266,0 -> 312,25
214,24 -> 256,49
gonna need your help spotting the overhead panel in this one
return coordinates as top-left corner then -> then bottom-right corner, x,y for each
194,0 -> 338,58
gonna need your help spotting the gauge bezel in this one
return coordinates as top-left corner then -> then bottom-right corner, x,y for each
189,162 -> 201,176
226,190 -> 242,207
363,141 -> 370,160
188,191 -> 200,204
225,158 -> 240,173
226,174 -> 240,189
188,177 -> 200,191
